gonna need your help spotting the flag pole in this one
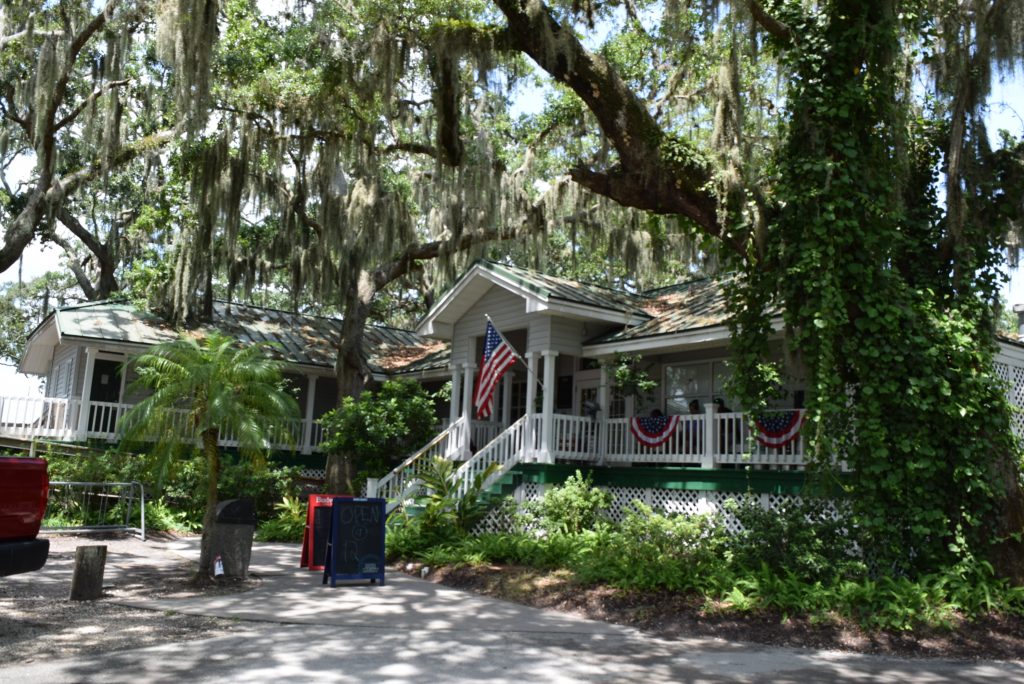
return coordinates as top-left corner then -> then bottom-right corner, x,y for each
486,314 -> 545,392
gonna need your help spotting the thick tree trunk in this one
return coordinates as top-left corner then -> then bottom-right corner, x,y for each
989,450 -> 1024,584
194,428 -> 221,584
325,279 -> 374,495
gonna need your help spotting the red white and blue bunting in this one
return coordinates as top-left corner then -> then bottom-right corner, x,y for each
630,415 -> 681,447
754,410 -> 804,447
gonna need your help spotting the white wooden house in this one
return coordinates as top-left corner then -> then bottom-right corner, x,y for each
4,261 -> 1024,519
367,261 -> 1024,515
1,300 -> 450,463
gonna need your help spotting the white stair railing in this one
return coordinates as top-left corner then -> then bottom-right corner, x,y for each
454,415 -> 528,499
371,416 -> 467,505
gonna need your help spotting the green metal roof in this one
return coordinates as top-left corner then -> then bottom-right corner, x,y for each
587,276 -> 731,345
479,261 -> 652,319
49,300 -> 449,376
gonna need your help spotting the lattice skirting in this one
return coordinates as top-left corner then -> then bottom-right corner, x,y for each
300,468 -> 326,481
475,485 -> 838,535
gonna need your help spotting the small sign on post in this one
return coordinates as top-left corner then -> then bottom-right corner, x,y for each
300,494 -> 350,571
322,497 -> 386,587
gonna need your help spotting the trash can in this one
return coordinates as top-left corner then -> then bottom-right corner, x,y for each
211,498 -> 256,579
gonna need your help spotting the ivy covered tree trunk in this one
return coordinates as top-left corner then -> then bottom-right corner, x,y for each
727,1 -> 1024,579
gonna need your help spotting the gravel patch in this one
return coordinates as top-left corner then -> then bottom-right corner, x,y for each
0,533 -> 251,664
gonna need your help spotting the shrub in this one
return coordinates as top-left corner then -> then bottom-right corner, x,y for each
256,496 -> 306,542
574,502 -> 731,592
318,380 -> 438,483
520,469 -> 612,535
727,495 -> 861,582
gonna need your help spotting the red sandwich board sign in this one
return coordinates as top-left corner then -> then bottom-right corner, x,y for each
300,494 -> 350,570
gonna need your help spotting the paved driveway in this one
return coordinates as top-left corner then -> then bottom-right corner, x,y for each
3,539 -> 1022,683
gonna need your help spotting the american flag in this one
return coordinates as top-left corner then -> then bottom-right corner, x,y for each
754,410 -> 804,447
473,320 -> 517,419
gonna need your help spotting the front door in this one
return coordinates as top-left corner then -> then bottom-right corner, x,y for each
88,359 -> 122,434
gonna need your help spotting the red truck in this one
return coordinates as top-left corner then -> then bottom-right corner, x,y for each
0,456 -> 50,577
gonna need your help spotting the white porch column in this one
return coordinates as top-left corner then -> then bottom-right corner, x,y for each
524,352 -> 538,461
702,404 -> 716,469
76,347 -> 98,440
541,350 -> 558,464
301,376 -> 317,455
461,363 -> 476,456
500,373 -> 513,426
461,363 -> 475,419
448,365 -> 461,426
598,363 -> 610,464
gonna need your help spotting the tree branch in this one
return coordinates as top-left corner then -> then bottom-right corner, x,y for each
748,1 -> 793,42
43,229 -> 97,300
491,0 -> 730,249
55,78 -> 129,132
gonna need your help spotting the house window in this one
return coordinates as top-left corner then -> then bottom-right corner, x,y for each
49,357 -> 74,398
664,361 -> 734,414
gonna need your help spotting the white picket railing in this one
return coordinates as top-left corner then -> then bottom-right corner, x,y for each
0,396 -> 80,440
548,409 -> 808,468
0,394 -> 326,453
454,415 -> 528,499
370,416 -> 468,505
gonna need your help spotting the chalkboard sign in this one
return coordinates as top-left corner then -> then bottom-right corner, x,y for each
300,494 -> 350,571
322,497 -> 386,586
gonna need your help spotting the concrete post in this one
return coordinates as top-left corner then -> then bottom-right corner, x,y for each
70,545 -> 107,601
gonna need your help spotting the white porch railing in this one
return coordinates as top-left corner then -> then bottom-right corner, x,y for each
469,420 -> 503,449
369,416 -> 468,505
0,395 -> 327,453
551,409 -> 808,468
0,396 -> 80,440
455,415 -> 528,499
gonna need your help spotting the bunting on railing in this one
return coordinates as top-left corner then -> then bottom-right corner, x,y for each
630,415 -> 680,447
754,410 -> 804,447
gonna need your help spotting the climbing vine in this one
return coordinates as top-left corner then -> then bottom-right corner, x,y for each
728,1 -> 1022,577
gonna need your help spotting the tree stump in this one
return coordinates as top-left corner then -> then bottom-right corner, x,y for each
69,545 -> 107,601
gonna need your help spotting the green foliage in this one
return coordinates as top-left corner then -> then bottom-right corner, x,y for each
0,274 -> 80,365
42,449 -> 303,532
384,456 -> 499,557
725,3 -> 1024,577
256,496 -> 307,542
727,496 -> 861,583
143,498 -> 202,533
574,502 -> 731,592
519,469 -> 611,534
607,353 -> 658,405
318,380 -> 438,481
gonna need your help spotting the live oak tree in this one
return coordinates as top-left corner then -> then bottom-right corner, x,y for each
6,1 -> 1023,579
0,1 -> 195,287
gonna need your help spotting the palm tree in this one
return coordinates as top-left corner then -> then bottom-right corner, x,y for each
119,332 -> 299,581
